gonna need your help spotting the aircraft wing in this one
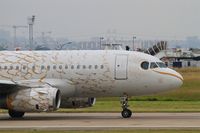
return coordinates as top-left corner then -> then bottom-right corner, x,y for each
0,80 -> 18,95
0,79 -> 54,95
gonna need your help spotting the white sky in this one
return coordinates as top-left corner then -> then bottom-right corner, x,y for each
0,0 -> 200,39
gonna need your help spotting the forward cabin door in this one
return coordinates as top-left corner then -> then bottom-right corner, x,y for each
115,55 -> 128,80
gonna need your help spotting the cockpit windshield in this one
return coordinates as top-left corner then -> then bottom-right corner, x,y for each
141,61 -> 167,70
149,62 -> 167,69
156,62 -> 167,68
150,62 -> 158,69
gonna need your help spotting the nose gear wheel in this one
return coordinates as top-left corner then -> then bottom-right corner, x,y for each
120,96 -> 132,118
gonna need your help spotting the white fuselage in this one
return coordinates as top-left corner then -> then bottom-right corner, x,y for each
0,50 -> 183,98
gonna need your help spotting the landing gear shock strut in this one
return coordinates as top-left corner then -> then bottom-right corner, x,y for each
120,96 -> 132,118
8,110 -> 25,118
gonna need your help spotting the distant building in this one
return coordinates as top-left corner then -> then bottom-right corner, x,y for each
155,48 -> 200,68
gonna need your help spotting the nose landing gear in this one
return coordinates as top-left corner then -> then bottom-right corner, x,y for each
120,96 -> 132,118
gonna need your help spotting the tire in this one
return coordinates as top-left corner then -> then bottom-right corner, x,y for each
8,110 -> 25,118
121,109 -> 132,118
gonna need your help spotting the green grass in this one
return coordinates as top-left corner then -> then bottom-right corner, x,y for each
0,130 -> 200,133
1,101 -> 199,113
57,101 -> 200,113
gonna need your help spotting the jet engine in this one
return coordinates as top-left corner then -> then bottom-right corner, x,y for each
6,87 -> 61,112
61,97 -> 96,108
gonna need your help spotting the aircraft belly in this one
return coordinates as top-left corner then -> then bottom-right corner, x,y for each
121,75 -> 171,96
73,79 -> 114,97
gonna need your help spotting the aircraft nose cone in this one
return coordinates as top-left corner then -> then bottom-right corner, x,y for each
170,69 -> 183,88
153,68 -> 183,92
175,71 -> 183,87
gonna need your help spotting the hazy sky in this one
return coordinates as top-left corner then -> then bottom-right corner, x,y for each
0,0 -> 200,39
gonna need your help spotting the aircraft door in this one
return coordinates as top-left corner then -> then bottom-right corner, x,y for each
115,55 -> 128,80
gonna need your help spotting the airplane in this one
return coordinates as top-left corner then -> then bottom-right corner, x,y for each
0,50 -> 183,118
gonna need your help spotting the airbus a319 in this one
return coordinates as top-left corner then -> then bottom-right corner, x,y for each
0,50 -> 183,118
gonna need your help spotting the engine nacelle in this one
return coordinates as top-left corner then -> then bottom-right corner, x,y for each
61,97 -> 96,108
6,87 -> 61,112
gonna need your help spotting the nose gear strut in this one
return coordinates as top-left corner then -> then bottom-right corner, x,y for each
120,96 -> 132,118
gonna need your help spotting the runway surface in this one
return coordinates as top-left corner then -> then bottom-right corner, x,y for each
0,113 -> 200,130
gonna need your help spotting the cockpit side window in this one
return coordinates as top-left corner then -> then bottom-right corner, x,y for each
141,61 -> 149,70
156,62 -> 167,68
150,62 -> 158,69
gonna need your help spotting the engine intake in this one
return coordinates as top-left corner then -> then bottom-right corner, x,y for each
6,87 -> 61,112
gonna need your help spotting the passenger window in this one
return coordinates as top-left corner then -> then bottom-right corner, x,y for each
77,65 -> 80,69
101,65 -> 104,69
89,65 -> 92,69
53,65 -> 56,69
150,62 -> 158,69
59,65 -> 62,69
10,66 -> 13,70
71,65 -> 74,69
141,61 -> 149,70
41,65 -> 45,70
32,66 -> 35,70
16,66 -> 19,70
65,65 -> 68,69
47,65 -> 50,70
95,65 -> 98,69
23,66 -> 26,70
83,65 -> 86,69
4,66 -> 7,70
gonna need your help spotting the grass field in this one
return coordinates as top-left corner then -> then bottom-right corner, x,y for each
1,101 -> 199,113
57,101 -> 200,113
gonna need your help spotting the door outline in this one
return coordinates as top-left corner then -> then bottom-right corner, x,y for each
114,54 -> 128,80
